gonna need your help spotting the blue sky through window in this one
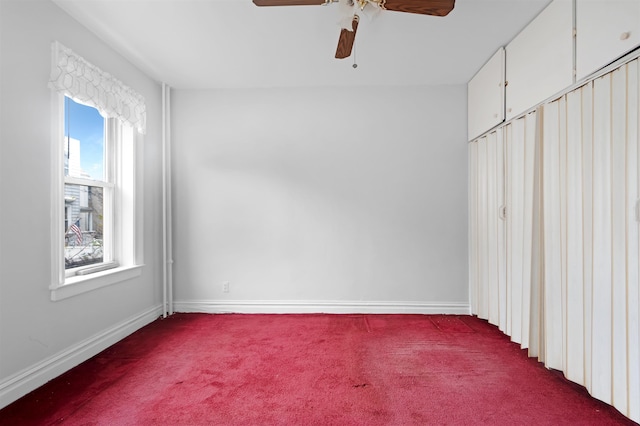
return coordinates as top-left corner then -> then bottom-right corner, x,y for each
64,97 -> 104,180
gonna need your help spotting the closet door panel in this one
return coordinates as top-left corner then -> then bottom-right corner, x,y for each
468,48 -> 505,140
576,0 -> 640,80
506,0 -> 573,120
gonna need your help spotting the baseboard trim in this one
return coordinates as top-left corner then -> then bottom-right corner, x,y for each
0,305 -> 163,409
173,300 -> 471,315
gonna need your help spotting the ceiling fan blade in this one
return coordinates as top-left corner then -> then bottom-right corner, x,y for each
253,0 -> 327,6
335,15 -> 359,59
381,0 -> 455,16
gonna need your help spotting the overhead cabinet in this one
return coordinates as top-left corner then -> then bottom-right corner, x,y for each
576,0 -> 640,81
467,0 -> 640,140
505,0 -> 574,121
468,48 -> 505,141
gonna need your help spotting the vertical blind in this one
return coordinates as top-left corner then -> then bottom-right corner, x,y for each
469,58 -> 640,423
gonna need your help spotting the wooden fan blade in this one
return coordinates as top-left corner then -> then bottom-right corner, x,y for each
381,0 -> 455,16
335,15 -> 359,59
253,0 -> 327,6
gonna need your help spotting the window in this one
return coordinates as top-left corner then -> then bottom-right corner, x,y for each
64,97 -> 108,272
51,94 -> 140,298
49,42 -> 146,300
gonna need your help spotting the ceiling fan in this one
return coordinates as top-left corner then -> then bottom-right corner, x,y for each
253,0 -> 455,59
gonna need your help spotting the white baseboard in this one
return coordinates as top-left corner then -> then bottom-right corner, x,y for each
173,300 -> 471,315
0,305 -> 163,410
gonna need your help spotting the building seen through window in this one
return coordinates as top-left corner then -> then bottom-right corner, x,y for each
64,96 -> 106,269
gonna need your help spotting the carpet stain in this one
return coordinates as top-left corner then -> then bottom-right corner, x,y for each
430,315 -> 476,333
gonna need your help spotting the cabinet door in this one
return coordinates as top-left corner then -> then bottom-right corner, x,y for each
468,48 -> 505,141
576,0 -> 640,80
505,0 -> 574,121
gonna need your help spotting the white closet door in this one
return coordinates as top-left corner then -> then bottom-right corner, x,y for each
506,0 -> 574,120
576,0 -> 640,80
505,114 -> 536,346
470,130 -> 506,323
473,117 -> 538,346
468,48 -> 505,140
486,131 -> 502,325
537,59 -> 640,423
469,50 -> 640,426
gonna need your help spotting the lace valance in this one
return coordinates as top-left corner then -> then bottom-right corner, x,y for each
49,41 -> 146,134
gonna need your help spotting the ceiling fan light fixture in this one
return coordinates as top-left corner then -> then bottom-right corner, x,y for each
337,0 -> 357,29
252,0 -> 456,58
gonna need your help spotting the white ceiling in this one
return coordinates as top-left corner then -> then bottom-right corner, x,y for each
53,0 -> 552,89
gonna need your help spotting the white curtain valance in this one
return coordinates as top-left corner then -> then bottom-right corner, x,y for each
48,41 -> 146,134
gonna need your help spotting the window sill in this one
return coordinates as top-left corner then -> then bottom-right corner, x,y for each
50,265 -> 143,301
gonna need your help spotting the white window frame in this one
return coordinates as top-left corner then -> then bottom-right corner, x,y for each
50,93 -> 143,301
63,103 -> 115,279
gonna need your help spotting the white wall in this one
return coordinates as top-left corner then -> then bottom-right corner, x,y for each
172,86 -> 468,312
0,0 -> 163,407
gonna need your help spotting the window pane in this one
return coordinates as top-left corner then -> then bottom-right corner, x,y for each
64,97 -> 105,181
64,184 -> 104,269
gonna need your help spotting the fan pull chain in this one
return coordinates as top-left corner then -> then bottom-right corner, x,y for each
352,40 -> 358,68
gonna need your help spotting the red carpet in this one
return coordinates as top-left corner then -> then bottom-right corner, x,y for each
1,314 -> 636,425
